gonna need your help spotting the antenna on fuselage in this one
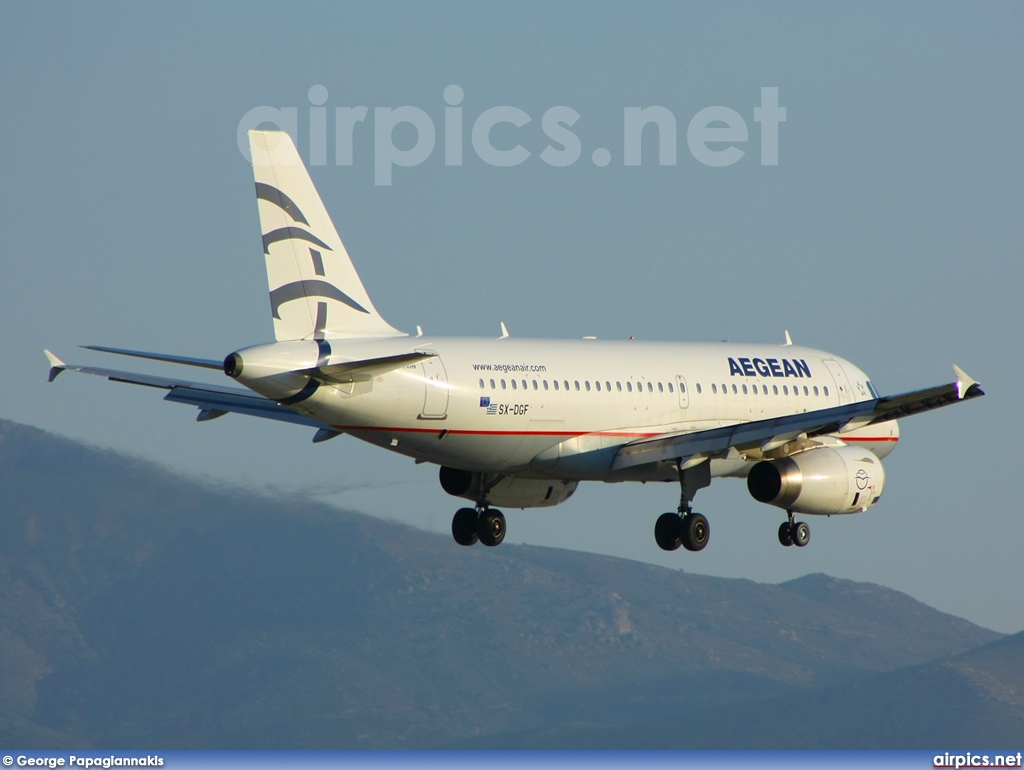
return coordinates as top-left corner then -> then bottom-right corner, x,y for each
499,322 -> 510,339
783,330 -> 794,346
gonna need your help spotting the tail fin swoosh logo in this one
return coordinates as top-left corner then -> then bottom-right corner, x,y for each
262,226 -> 332,254
255,183 -> 309,225
270,280 -> 370,318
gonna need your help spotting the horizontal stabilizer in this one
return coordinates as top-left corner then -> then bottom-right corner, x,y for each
301,351 -> 435,384
44,354 -> 329,430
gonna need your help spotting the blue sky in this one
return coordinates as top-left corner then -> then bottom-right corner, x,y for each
2,1 -> 1021,632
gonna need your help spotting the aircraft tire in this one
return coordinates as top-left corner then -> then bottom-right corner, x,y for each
655,513 -> 682,551
478,509 -> 506,547
792,521 -> 810,547
681,513 -> 710,552
452,507 -> 480,546
778,522 -> 794,547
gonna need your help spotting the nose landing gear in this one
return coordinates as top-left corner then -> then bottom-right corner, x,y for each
778,511 -> 810,547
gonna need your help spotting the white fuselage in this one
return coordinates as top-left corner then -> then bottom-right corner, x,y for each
232,336 -> 900,483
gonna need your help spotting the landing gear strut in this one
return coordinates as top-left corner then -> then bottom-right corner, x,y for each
655,460 -> 712,552
778,510 -> 810,548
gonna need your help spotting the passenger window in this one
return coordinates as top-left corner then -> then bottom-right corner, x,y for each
823,386 -> 829,396
512,379 -> 517,390
501,379 -> 507,390
543,380 -> 549,390
490,379 -> 496,389
522,379 -> 527,390
606,381 -> 611,392
668,382 -> 674,393
696,383 -> 702,394
554,380 -> 559,391
595,381 -> 602,392
742,384 -> 748,395
712,383 -> 718,394
479,379 -> 485,389
773,385 -> 778,395
763,385 -> 768,395
532,380 -> 539,390
616,382 -> 622,392
585,381 -> 591,392
813,386 -> 819,396
803,386 -> 809,396
574,380 -> 581,391
732,384 -> 738,394
627,382 -> 633,392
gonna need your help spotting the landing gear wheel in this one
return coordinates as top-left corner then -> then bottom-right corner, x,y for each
778,521 -> 794,547
655,512 -> 682,551
452,507 -> 479,546
681,513 -> 710,552
478,509 -> 506,547
792,521 -> 810,547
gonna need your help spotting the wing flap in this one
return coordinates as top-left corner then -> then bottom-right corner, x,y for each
613,401 -> 875,470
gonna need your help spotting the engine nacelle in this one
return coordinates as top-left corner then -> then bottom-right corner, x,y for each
439,466 -> 578,509
747,445 -> 885,516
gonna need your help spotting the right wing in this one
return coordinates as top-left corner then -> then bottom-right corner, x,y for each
44,350 -> 340,440
612,366 -> 984,471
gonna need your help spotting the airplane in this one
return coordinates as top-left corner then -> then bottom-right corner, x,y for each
45,129 -> 984,552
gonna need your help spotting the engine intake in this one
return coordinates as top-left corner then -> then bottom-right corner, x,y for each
747,445 -> 885,515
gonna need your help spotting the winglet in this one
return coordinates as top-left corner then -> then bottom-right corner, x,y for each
44,350 -> 66,382
953,365 -> 979,400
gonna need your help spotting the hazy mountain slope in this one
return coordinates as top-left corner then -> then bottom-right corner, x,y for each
481,627 -> 1024,749
0,419 -> 1001,748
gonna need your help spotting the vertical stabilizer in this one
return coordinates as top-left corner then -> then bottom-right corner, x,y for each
249,130 -> 404,341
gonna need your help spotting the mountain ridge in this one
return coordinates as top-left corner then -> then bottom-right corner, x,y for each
0,418 -> 1006,747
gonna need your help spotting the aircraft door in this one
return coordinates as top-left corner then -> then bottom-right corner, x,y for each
676,375 -> 689,408
418,351 -> 449,419
823,359 -> 854,405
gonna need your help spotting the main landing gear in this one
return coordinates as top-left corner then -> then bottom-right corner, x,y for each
450,473 -> 507,547
452,507 -> 506,547
655,460 -> 713,552
778,510 -> 810,547
655,510 -> 709,552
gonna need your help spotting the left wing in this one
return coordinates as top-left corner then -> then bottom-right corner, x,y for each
613,366 -> 984,470
44,350 -> 339,439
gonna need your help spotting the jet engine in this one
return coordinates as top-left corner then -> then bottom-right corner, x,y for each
746,445 -> 885,515
439,466 -> 578,509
